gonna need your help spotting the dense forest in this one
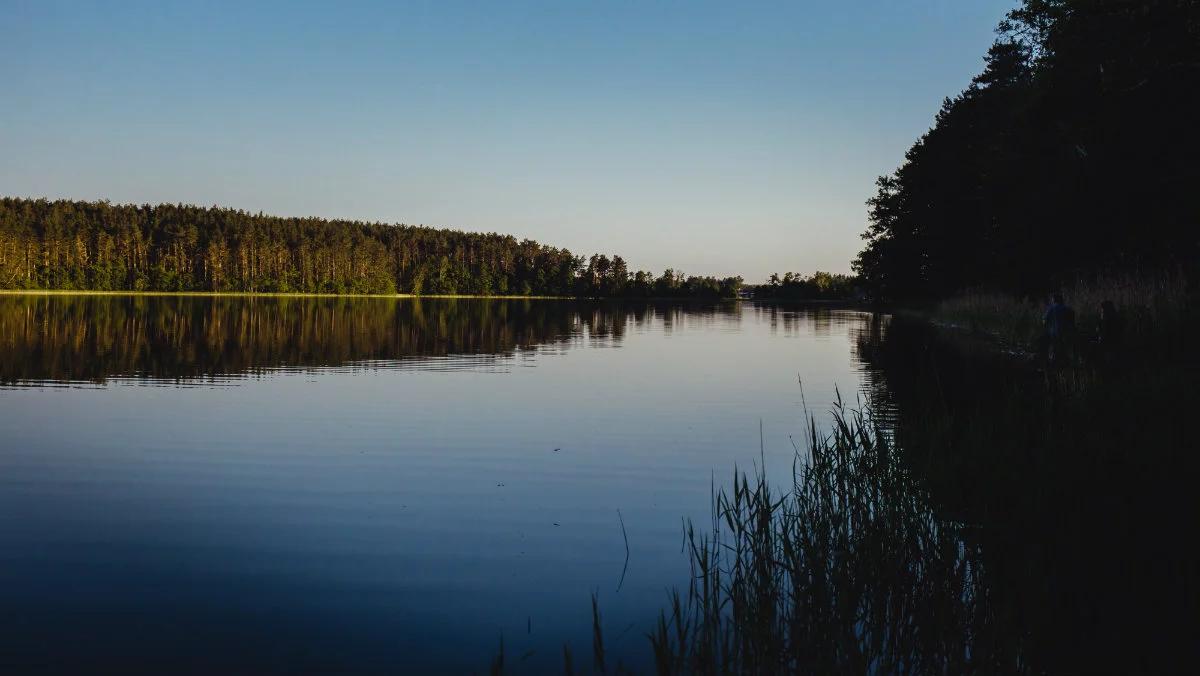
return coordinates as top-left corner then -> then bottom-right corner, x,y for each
0,197 -> 742,298
854,0 -> 1199,301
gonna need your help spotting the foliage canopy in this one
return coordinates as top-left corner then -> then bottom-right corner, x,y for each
854,0 -> 1199,300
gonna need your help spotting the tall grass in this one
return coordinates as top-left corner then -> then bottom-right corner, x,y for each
646,399 -> 1014,675
932,270 -> 1189,347
487,399 -> 1012,675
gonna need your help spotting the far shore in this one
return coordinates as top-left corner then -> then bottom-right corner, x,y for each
0,289 -> 874,305
0,289 -> 567,300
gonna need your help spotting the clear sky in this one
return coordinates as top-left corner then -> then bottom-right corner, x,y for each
2,0 -> 1015,281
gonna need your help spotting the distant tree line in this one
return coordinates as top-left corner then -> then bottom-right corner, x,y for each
0,198 -> 743,298
580,254 -> 744,299
750,271 -> 859,300
854,0 -> 1200,301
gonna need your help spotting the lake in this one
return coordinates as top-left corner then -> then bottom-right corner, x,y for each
0,295 -> 885,673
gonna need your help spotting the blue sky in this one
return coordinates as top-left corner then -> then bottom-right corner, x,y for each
2,0 -> 1014,280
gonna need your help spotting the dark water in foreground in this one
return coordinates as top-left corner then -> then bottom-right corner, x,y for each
0,296 -> 884,673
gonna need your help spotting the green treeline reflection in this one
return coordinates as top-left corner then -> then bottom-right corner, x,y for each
0,295 -> 739,385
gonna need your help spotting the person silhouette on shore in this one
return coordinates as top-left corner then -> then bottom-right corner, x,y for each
1098,300 -> 1123,343
1043,292 -> 1076,365
1096,299 -> 1124,365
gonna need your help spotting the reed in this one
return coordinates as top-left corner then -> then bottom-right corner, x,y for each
645,398 -> 1013,675
486,400 -> 999,674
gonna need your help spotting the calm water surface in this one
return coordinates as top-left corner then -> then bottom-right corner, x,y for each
0,296 -> 884,673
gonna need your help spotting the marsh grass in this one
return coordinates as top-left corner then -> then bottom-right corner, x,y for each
487,399 -> 1006,675
482,389 -> 1047,674
933,270 -> 1189,348
644,399 -> 1010,675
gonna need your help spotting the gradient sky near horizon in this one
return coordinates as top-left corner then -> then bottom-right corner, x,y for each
2,0 -> 1014,281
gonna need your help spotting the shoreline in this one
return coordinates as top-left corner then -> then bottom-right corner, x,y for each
0,290 -> 876,306
0,290 -> 761,302
0,290 -> 571,300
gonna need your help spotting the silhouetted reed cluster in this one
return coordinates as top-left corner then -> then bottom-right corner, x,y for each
493,399 -> 1015,675
644,399 -> 1008,675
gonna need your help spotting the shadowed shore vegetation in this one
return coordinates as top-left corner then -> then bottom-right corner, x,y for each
849,315 -> 1196,674
930,270 -> 1189,351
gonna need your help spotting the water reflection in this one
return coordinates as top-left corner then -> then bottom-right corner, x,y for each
0,296 -> 883,673
753,303 -> 842,338
3,297 -> 1187,671
848,317 -> 1194,673
0,295 -> 748,387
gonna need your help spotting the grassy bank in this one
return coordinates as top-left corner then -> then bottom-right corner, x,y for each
929,270 -> 1190,349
